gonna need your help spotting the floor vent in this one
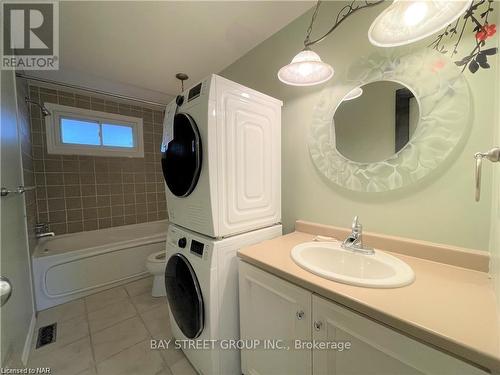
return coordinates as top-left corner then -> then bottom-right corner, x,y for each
36,323 -> 57,348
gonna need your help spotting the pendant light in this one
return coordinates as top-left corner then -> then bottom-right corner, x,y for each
277,0 -> 384,87
368,0 -> 473,47
278,0 -> 472,87
277,48 -> 334,86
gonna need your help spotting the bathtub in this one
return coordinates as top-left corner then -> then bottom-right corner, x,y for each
32,220 -> 168,311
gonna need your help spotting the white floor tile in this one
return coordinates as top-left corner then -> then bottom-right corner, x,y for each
96,340 -> 164,375
169,358 -> 198,375
159,345 -> 186,369
125,276 -> 154,297
28,336 -> 94,375
156,367 -> 173,375
85,286 -> 128,313
88,298 -> 137,333
36,299 -> 86,326
91,316 -> 150,363
76,366 -> 97,375
140,304 -> 172,339
32,314 -> 89,354
131,292 -> 166,313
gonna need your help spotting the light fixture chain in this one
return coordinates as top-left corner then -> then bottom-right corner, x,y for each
304,0 -> 384,47
304,0 -> 322,47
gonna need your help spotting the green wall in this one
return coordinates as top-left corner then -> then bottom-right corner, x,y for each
221,1 -> 499,251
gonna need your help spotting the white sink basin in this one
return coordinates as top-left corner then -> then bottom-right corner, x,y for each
291,242 -> 415,288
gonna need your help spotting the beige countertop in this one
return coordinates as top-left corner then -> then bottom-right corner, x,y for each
238,230 -> 500,372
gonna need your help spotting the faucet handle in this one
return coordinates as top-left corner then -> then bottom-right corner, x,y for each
35,223 -> 49,234
351,216 -> 361,232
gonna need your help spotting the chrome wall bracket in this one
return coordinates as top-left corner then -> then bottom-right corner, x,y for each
0,185 -> 35,197
474,147 -> 500,202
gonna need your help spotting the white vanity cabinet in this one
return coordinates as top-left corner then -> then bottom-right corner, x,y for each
239,260 -> 312,375
239,261 -> 486,375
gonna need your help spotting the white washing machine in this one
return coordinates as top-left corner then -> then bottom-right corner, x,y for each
164,223 -> 282,375
161,74 -> 282,238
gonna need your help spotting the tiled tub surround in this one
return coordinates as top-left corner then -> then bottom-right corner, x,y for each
16,77 -> 38,252
28,86 -> 167,236
28,277 -> 196,375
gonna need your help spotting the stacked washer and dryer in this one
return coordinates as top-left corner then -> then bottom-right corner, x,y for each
161,74 -> 282,375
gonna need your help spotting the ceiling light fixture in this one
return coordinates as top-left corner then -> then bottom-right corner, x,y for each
175,73 -> 189,92
278,0 -> 473,87
278,0 -> 384,86
277,48 -> 334,86
368,0 -> 473,47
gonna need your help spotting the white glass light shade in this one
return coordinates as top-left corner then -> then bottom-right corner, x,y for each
343,87 -> 363,101
278,49 -> 334,86
368,0 -> 473,47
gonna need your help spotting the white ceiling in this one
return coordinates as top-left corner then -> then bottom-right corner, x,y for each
29,1 -> 312,105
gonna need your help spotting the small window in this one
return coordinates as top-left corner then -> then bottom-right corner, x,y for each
44,103 -> 144,158
60,118 -> 100,146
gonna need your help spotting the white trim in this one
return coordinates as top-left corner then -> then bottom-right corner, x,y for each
21,312 -> 36,366
44,103 -> 144,158
13,73 -> 37,367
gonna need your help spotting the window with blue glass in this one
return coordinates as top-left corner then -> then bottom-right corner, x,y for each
60,118 -> 101,146
60,118 -> 135,148
45,103 -> 144,158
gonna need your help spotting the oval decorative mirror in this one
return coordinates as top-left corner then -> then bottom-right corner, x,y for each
309,49 -> 471,192
335,80 -> 420,164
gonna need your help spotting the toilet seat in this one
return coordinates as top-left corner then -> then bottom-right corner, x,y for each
147,251 -> 166,263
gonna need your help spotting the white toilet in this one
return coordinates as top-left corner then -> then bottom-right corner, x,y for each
146,251 -> 167,297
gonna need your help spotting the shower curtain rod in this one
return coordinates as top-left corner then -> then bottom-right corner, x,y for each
15,73 -> 168,108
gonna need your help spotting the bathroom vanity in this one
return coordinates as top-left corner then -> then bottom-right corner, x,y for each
238,221 -> 499,374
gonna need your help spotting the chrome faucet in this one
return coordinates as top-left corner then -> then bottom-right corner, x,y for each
341,216 -> 374,255
35,223 -> 55,239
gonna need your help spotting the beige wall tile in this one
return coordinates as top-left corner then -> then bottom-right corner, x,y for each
28,86 -> 167,235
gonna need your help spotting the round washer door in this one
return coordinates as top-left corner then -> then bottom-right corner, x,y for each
161,113 -> 202,197
164,253 -> 204,339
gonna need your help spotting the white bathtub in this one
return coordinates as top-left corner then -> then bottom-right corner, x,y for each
32,220 -> 168,311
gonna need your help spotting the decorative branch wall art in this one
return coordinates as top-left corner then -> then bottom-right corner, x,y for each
429,0 -> 497,74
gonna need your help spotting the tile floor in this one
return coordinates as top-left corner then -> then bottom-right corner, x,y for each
28,277 -> 197,375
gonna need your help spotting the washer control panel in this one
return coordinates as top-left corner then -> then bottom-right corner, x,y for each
190,240 -> 204,257
167,225 -> 210,261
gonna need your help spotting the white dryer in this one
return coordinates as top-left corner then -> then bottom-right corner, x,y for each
164,223 -> 282,375
161,74 -> 282,238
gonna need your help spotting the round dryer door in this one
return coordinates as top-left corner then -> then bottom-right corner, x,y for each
165,253 -> 204,339
161,113 -> 202,197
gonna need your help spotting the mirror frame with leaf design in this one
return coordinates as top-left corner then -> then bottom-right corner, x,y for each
309,49 -> 471,192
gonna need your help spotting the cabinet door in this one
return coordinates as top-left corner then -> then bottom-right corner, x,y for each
239,261 -> 312,375
312,295 -> 486,375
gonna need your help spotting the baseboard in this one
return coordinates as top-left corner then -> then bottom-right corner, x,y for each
21,312 -> 36,366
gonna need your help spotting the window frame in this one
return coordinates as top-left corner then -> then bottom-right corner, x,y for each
44,103 -> 144,158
